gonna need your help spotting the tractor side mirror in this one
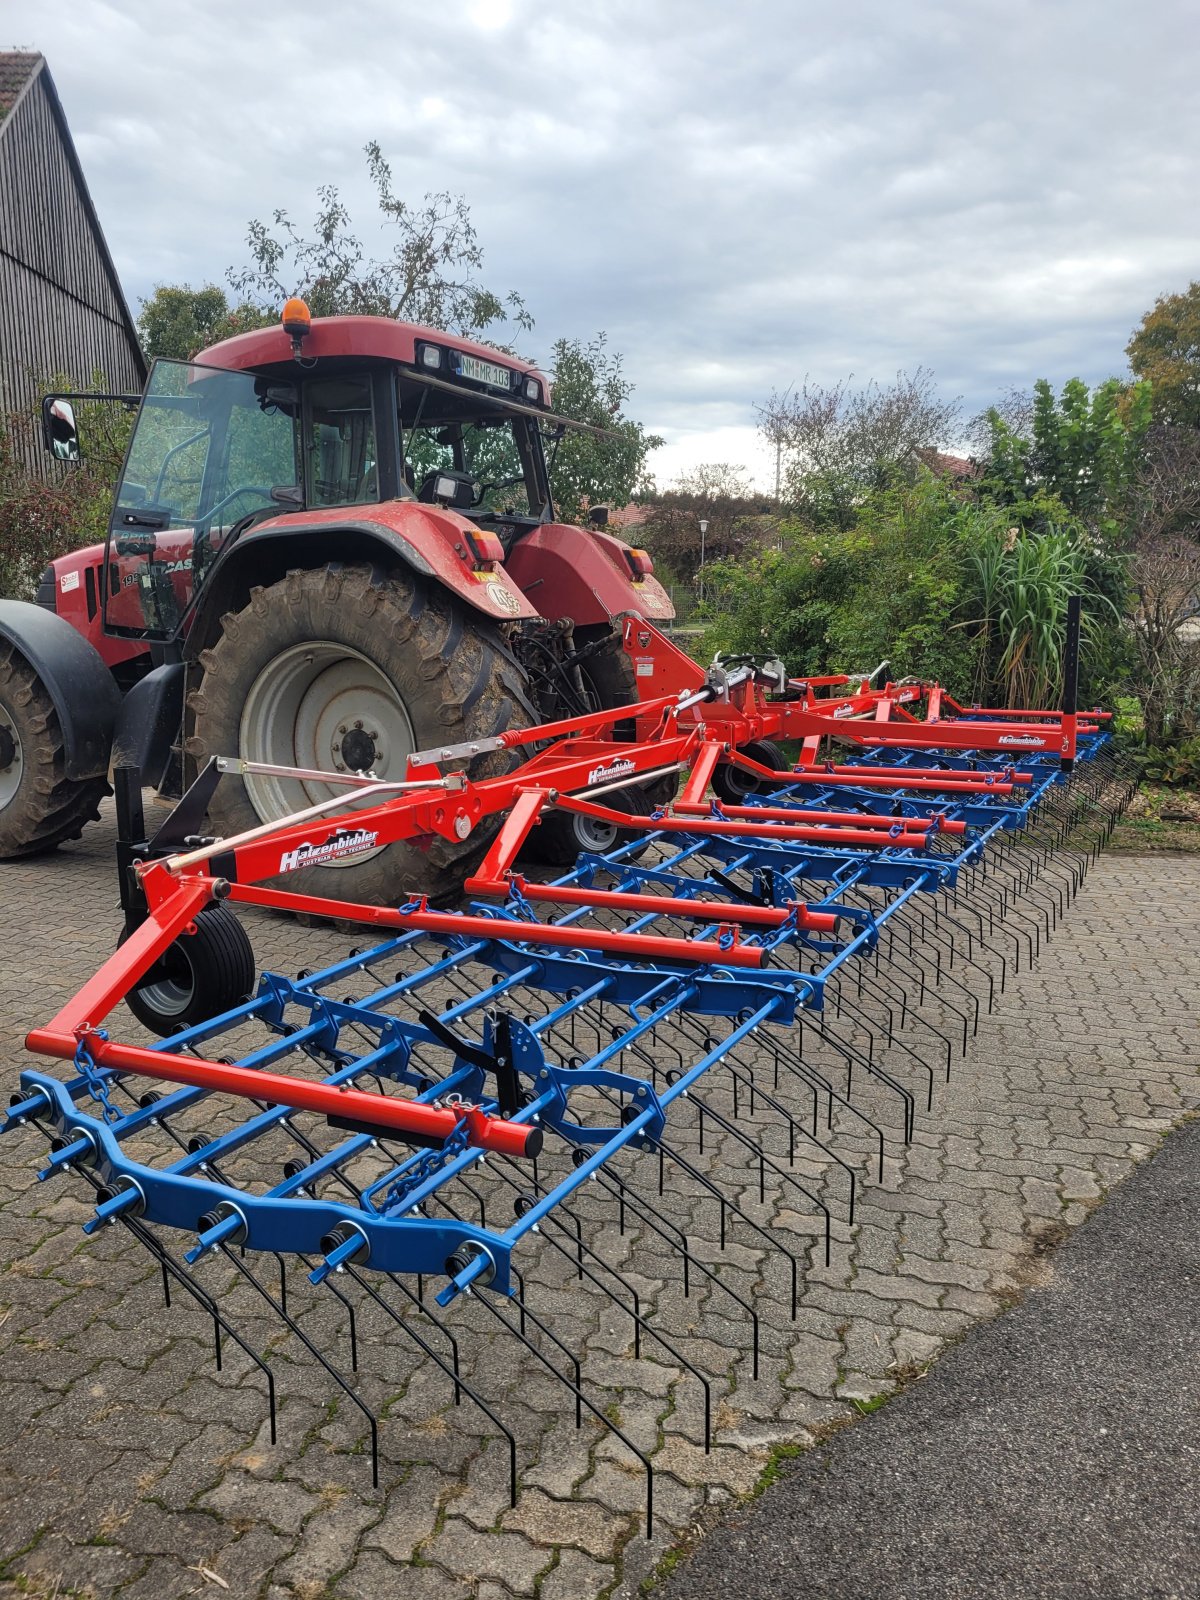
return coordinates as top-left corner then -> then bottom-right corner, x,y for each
588,505 -> 609,528
42,397 -> 80,461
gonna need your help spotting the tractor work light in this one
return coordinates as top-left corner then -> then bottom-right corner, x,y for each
419,343 -> 442,369
525,378 -> 541,402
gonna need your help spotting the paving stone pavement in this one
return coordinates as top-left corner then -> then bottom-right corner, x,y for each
0,799 -> 1196,1600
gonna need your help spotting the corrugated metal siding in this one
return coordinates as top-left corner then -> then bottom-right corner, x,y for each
0,74 -> 144,475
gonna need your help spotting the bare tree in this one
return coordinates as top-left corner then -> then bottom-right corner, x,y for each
1125,425 -> 1200,744
965,385 -> 1035,457
757,368 -> 961,527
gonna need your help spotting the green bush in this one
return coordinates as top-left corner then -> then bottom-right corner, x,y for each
1141,738 -> 1200,788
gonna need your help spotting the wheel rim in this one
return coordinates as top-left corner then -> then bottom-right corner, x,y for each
136,946 -> 194,1019
0,704 -> 23,812
239,642 -> 416,868
572,812 -> 620,852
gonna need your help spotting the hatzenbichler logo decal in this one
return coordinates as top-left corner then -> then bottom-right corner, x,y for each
279,828 -> 380,872
586,759 -> 636,785
997,734 -> 1045,748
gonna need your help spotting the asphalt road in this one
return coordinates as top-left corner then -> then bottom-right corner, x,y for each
663,1114 -> 1200,1600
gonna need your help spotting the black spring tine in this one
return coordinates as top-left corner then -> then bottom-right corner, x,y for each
343,1265 -> 515,1501
216,1242 -> 380,1490
813,1016 -> 916,1145
72,1165 -> 278,1444
470,1285 -> 655,1537
594,1162 -> 763,1378
831,990 -> 939,1109
655,1137 -> 802,1323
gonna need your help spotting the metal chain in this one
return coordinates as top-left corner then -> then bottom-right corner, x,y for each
383,1112 -> 472,1212
72,1030 -> 120,1124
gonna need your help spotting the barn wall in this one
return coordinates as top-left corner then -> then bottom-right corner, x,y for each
0,73 -> 144,475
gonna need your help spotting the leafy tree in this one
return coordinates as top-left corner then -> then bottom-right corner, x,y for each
1122,424 -> 1200,744
979,377 -> 1151,539
228,142 -> 531,341
1127,281 -> 1200,427
545,334 -> 662,525
137,284 -> 271,361
703,475 -> 989,692
758,368 -> 961,529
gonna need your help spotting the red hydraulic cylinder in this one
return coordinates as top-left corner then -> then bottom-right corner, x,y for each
227,884 -> 772,968
672,801 -> 968,836
23,1031 -> 540,1158
466,878 -> 840,934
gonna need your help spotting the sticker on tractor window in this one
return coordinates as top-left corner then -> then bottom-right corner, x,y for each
586,758 -> 636,786
59,570 -> 80,592
485,581 -> 522,614
998,734 -> 1045,748
279,828 -> 380,873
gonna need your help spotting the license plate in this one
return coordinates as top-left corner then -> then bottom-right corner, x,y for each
457,354 -> 510,389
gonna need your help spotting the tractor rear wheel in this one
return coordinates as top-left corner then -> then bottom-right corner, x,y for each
574,624 -> 678,806
186,565 -> 537,907
0,642 -> 109,859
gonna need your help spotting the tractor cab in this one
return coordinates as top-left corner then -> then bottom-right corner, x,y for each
100,308 -> 567,642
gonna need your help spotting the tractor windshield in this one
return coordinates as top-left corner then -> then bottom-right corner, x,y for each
104,360 -> 304,638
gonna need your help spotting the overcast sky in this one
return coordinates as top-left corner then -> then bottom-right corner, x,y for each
8,0 -> 1198,487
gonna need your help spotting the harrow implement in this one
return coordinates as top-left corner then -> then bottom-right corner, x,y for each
4,608 -> 1137,1527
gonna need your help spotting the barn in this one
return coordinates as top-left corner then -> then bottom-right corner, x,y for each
0,51 -> 145,474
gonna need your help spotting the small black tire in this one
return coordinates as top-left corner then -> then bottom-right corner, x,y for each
522,783 -> 657,867
711,738 -> 788,804
0,642 -> 110,859
122,904 -> 255,1037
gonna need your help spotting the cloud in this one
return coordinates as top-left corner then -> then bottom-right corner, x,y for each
13,0 -> 1199,488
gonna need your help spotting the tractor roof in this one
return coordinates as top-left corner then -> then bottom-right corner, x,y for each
198,315 -> 550,392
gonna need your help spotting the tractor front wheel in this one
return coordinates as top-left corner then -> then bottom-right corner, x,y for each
186,565 -> 536,907
0,642 -> 109,859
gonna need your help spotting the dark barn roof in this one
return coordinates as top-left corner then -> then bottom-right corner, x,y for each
0,51 -> 146,469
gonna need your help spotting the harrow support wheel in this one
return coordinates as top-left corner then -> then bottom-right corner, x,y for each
712,737 -> 787,804
122,904 -> 255,1036
522,782 -> 656,865
186,564 -> 537,907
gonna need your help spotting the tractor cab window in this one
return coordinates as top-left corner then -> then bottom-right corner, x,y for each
105,359 -> 300,639
404,416 -> 537,518
305,377 -> 377,507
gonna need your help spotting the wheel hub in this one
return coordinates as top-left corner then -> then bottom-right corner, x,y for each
239,641 -> 417,867
339,726 -> 377,773
0,707 -> 22,812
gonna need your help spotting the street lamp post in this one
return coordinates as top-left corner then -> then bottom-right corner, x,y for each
698,517 -> 708,607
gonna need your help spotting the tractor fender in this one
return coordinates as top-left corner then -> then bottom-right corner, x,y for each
188,506 -> 537,660
0,599 -> 120,780
503,524 -> 675,626
111,662 -> 185,790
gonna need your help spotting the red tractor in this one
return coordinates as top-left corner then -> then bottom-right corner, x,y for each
0,302 -> 673,903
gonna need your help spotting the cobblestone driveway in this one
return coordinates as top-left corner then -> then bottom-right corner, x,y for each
0,803 -> 1196,1599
